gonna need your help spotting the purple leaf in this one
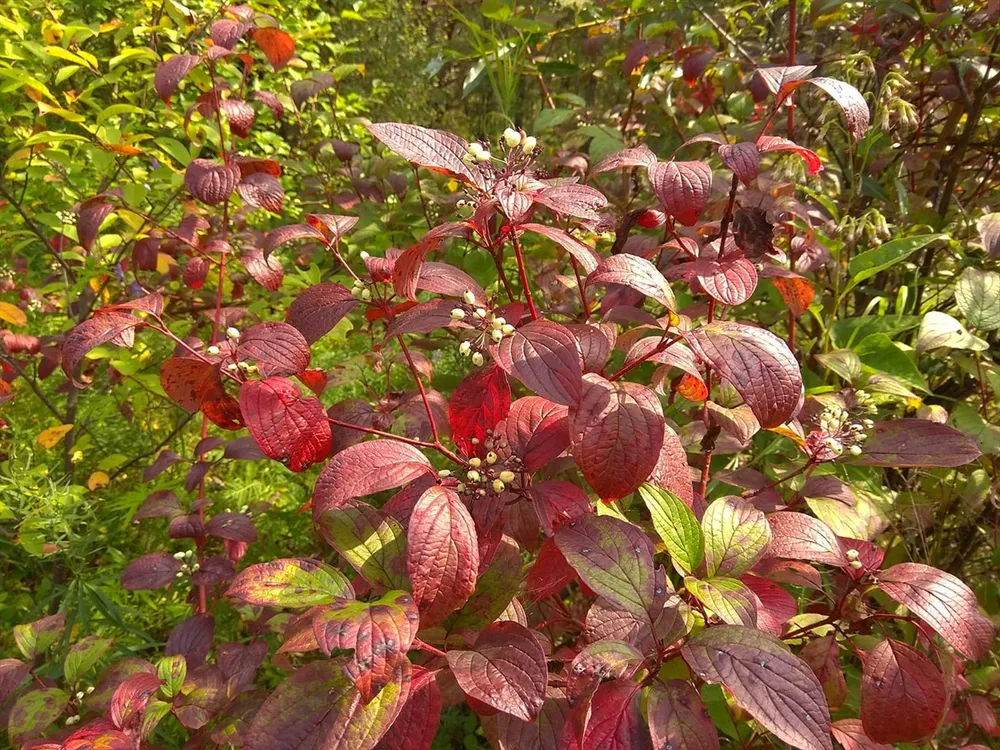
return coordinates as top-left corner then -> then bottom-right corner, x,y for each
238,173 -> 285,213
493,320 -> 584,406
263,223 -> 325,255
121,553 -> 183,590
588,254 -> 676,310
237,322 -> 311,377
286,282 -> 358,344
691,257 -> 758,306
648,160 -> 713,226
533,183 -> 608,221
849,419 -> 980,467
184,159 -> 240,206
367,122 -> 485,189
155,54 -> 201,103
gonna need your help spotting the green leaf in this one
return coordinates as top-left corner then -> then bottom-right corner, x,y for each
951,404 -> 1000,455
13,614 -> 65,660
831,315 -> 921,349
917,311 -> 989,354
701,497 -> 770,578
318,503 -> 409,590
8,689 -> 69,747
685,577 -> 758,626
156,654 -> 187,698
955,267 -> 1000,331
534,107 -> 575,132
815,349 -> 862,382
848,234 -> 946,283
227,558 -> 355,607
64,636 -> 112,684
855,334 -> 927,392
637,484 -> 703,574
154,137 -> 193,166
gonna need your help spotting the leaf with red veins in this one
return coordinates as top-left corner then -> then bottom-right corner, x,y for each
685,577 -> 758,626
263,223 -> 325,255
580,679 -> 646,750
588,253 -> 676,310
756,136 -> 823,174
312,439 -> 434,515
406,486 -> 479,625
521,223 -> 602,274
590,144 -> 658,174
683,322 -> 802,428
765,512 -> 845,566
493,320 -> 584,406
286,282 -> 358,344
368,122 -> 486,189
240,377 -> 331,472
718,142 -> 759,185
184,159 -> 240,206
848,420 -> 981,468
569,374 -> 664,503
154,54 -> 201,104
111,672 -> 163,729
830,719 -> 891,750
555,514 -> 656,616
861,638 -> 946,744
682,625 -> 833,750
755,65 -> 817,95
566,322 -> 615,373
448,365 -> 511,457
496,396 -> 570,473
237,322 -> 311,377
876,562 -> 995,661
446,621 -> 547,722
237,173 -> 284,213
121,553 -> 183,591
648,160 -> 713,226
533,183 -> 608,221
646,679 -> 720,750
242,248 -> 283,290
691,257 -> 758,306
63,312 -> 141,385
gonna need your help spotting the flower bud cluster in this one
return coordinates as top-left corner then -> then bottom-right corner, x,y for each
807,390 -> 877,461
463,141 -> 493,166
453,290 -> 516,367
172,548 -> 200,577
350,278 -> 373,301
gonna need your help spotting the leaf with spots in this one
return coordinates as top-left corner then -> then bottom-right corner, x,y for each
681,625 -> 832,750
228,558 -> 354,607
446,621 -> 548,722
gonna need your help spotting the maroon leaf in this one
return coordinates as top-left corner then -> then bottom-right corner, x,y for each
682,625 -> 832,750
757,136 -> 822,174
238,173 -> 284,213
756,65 -> 817,95
111,672 -> 163,729
184,256 -> 210,289
206,512 -> 257,542
446,621 -> 547,721
373,666 -> 441,750
588,254 -> 676,309
368,122 -> 485,189
159,357 -> 215,411
569,374 -> 664,502
210,18 -> 248,48
252,27 -> 295,69
184,159 -> 240,206
306,213 -> 360,240
0,659 -> 31,706
497,396 -> 570,474
391,222 -> 473,300
165,613 -> 215,668
63,312 -> 140,385
649,424 -> 695,507
312,439 -> 433,515
239,377 -> 331,472
849,420 -> 981,467
591,145 -> 658,174
877,562 -> 995,660
533,183 -> 608,221
221,98 -> 256,138
529,480 -> 592,536
449,365 -> 511,457
241,247 -> 283,290
493,320 -> 583,406
691,257 -> 758,306
567,322 -> 615,373
830,719 -> 891,750
527,536 -> 575,601
121,553 -> 183,590
683,322 -> 801,428
766,512 -> 845,566
286,282 -> 358,344
313,591 -> 419,703
861,639 -> 946,744
415,262 -> 486,303
580,678 -> 647,750
521,223 -> 602,274
718,142 -> 759,185
384,299 -> 467,339
263,223 -> 325,254
407,486 -> 479,625
649,160 -> 712,226
76,195 -> 116,252
646,679 -> 719,750
155,54 -> 201,103
800,635 -> 848,711
237,322 -> 311,377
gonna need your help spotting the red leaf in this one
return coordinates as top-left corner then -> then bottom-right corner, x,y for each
757,136 -> 822,175
121,553 -> 182,591
306,213 -> 360,240
581,679 -> 645,750
830,719 -> 891,750
446,621 -> 547,721
221,98 -> 256,138
367,122 -> 485,189
649,160 -> 713,226
569,374 -> 664,502
591,145 -> 657,174
391,222 -> 472,300
649,423 -> 695,507
415,262 -> 486,303
756,65 -> 817,95
493,320 -> 584,406
567,322 -> 615,373
588,254 -> 676,309
237,173 -> 284,213
877,562 -> 995,660
63,312 -> 140,384
533,183 -> 608,221
286,282 -> 358,344
682,625 -> 832,750
742,574 -> 797,635
861,639 -> 946,744
237,322 -> 311,377
683,322 -> 801,428
312,440 -> 434,515
235,155 -> 282,178
691,257 -> 758,306
407,486 -> 479,625
526,537 -> 575,600
184,159 -> 240,206
76,195 -> 116,252
718,142 -> 759,185
184,256 -> 210,289
646,679 -> 720,750
263,223 -> 325,254
800,635 -> 848,711
199,373 -> 245,430
448,365 -> 511,457
0,659 -> 31,706
110,672 -> 162,729
529,480 -> 592,536
849,420 -> 981,468
765,512 -> 845,566
373,666 -> 441,750
154,54 -> 201,103
252,27 -> 295,69
205,512 -> 257,542
496,396 -> 570,474
521,223 -> 601,274
242,248 -> 284,290
384,299 -> 467,339
239,377 -> 331,472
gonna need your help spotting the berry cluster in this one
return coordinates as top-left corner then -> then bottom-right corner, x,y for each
806,390 -> 877,461
451,290 -> 516,366
172,548 -> 201,577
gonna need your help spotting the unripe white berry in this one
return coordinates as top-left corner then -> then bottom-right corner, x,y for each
503,128 -> 521,148
456,482 -> 466,492
463,290 -> 476,305
360,250 -> 370,259
845,548 -> 860,561
475,150 -> 492,163
522,135 -> 536,151
849,444 -> 863,456
450,308 -> 466,320
492,317 -> 505,329
849,560 -> 864,569
360,288 -> 371,301
351,286 -> 362,298
173,551 -> 186,560
491,329 -> 503,343
467,470 -> 481,482
438,469 -> 451,477
467,142 -> 484,156
226,327 -> 240,340
499,470 -> 515,483
469,457 -> 482,467
207,345 -> 220,355
502,324 -> 515,335
492,479 -> 505,493
472,352 -> 484,367
459,341 -> 472,355
474,308 -> 487,319
486,451 -> 497,464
